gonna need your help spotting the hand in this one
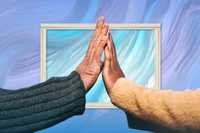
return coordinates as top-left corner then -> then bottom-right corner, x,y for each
102,32 -> 125,94
76,16 -> 109,92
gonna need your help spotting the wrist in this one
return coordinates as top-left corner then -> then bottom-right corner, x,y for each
75,70 -> 88,92
109,78 -> 127,107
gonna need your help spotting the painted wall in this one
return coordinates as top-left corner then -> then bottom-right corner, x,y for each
0,0 -> 200,132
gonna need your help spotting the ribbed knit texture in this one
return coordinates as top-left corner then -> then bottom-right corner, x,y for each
0,71 -> 86,133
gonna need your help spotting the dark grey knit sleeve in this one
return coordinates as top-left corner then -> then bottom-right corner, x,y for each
0,71 -> 86,133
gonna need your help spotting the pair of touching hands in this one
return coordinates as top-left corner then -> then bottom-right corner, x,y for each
76,16 -> 124,95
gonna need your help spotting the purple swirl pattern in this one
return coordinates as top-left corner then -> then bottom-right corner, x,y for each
0,0 -> 200,132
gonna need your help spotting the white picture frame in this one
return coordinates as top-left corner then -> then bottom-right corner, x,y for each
40,24 -> 161,108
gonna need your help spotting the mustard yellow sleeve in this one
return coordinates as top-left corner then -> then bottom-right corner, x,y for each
110,78 -> 200,133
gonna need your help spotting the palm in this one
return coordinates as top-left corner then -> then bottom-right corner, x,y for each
102,33 -> 124,93
76,16 -> 109,91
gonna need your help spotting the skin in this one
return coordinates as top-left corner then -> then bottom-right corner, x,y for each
102,32 -> 125,94
76,16 -> 109,91
76,16 -> 124,93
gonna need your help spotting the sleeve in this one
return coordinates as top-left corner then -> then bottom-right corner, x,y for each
110,78 -> 200,133
0,71 -> 86,133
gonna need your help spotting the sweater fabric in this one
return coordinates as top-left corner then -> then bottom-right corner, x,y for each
0,71 -> 86,133
111,78 -> 200,133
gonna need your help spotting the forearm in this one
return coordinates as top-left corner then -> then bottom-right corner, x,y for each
0,71 -> 86,133
110,78 -> 200,133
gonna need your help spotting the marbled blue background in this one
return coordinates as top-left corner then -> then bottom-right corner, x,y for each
47,29 -> 156,103
0,0 -> 200,132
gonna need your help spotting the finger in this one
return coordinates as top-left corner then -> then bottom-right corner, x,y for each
107,33 -> 114,61
107,33 -> 119,65
88,33 -> 107,61
94,16 -> 105,36
95,35 -> 108,60
101,23 -> 109,36
87,38 -> 101,60
92,23 -> 108,57
87,16 -> 105,57
104,45 -> 111,68
109,33 -> 117,58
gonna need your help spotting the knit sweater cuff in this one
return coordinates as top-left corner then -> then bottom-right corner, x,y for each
66,71 -> 86,115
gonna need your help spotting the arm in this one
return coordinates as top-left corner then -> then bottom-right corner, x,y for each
0,71 -> 85,133
110,78 -> 200,133
102,32 -> 200,133
0,16 -> 109,133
